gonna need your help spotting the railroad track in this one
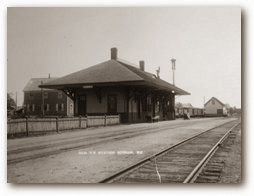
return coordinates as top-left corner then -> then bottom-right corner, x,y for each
193,125 -> 241,183
99,120 -> 240,183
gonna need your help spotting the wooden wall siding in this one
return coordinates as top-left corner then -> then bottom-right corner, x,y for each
69,87 -> 176,122
86,91 -> 108,113
23,90 -> 72,116
74,88 -> 126,115
204,98 -> 223,115
66,97 -> 74,116
7,115 -> 120,136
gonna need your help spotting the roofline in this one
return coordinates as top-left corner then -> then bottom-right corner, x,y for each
23,77 -> 59,92
29,77 -> 58,80
40,80 -> 190,95
117,58 -> 156,77
116,58 -> 190,95
204,97 -> 225,106
145,82 -> 190,95
39,80 -> 144,89
23,89 -> 59,92
39,58 -> 190,95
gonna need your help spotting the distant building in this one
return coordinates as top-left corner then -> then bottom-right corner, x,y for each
204,97 -> 227,116
175,103 -> 203,118
175,103 -> 193,117
40,48 -> 190,123
23,78 -> 74,116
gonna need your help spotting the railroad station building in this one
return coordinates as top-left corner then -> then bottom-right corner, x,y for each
40,48 -> 189,123
204,97 -> 228,117
23,77 -> 74,116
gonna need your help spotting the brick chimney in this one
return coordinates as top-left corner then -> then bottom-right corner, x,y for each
139,60 -> 145,71
111,48 -> 118,60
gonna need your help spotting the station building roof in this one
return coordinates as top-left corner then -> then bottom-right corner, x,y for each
40,53 -> 190,95
204,97 -> 225,106
23,78 -> 58,92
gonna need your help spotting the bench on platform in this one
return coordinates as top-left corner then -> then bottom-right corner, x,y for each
152,115 -> 160,123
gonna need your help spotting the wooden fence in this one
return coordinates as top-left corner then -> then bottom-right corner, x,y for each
7,115 -> 120,136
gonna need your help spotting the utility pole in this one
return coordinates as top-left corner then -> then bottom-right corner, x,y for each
171,58 -> 176,85
41,81 -> 44,117
203,96 -> 206,115
15,91 -> 17,109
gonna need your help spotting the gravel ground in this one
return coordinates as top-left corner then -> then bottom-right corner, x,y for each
7,117 -> 236,183
220,125 -> 241,183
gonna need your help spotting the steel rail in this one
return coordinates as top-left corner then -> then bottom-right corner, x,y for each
99,119 -> 237,183
183,122 -> 240,183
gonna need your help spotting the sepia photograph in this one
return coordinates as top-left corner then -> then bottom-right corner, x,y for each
6,6 -> 241,184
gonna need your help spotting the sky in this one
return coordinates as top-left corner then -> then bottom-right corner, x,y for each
7,7 -> 241,108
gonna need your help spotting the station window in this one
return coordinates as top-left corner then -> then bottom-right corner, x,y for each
108,95 -> 117,114
44,104 -> 49,111
29,93 -> 34,100
156,100 -> 160,112
147,104 -> 151,112
44,92 -> 48,99
70,103 -> 74,115
32,104 -> 35,112
56,104 -> 58,112
27,104 -> 30,112
142,97 -> 147,112
58,92 -> 62,99
147,96 -> 152,112
58,103 -> 64,112
212,100 -> 215,105
29,104 -> 33,112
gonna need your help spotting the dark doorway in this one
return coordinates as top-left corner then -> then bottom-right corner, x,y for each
152,98 -> 155,116
163,100 -> 166,118
137,97 -> 141,119
217,109 -> 223,116
78,95 -> 87,116
108,95 -> 117,114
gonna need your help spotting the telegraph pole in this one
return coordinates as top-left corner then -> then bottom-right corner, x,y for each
41,81 -> 44,117
170,58 -> 176,120
15,91 -> 17,109
203,96 -> 206,116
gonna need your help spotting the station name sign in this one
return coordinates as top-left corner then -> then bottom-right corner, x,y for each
82,85 -> 93,89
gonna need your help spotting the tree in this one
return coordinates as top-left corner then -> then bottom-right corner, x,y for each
7,93 -> 16,111
229,107 -> 234,115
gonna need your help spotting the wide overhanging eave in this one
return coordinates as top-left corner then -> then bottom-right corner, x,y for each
39,80 -> 190,95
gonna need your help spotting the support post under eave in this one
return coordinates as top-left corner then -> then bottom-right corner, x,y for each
41,81 -> 44,117
125,88 -> 129,123
172,93 -> 175,120
74,93 -> 78,116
